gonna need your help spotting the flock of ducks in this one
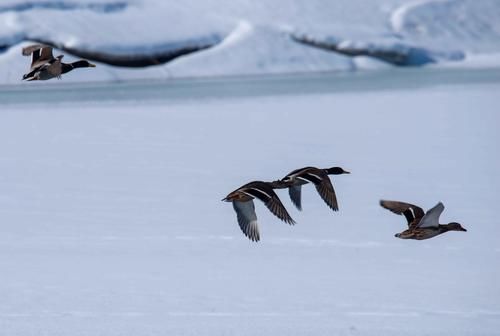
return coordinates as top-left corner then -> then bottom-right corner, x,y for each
21,44 -> 95,81
223,165 -> 467,242
18,46 -> 467,243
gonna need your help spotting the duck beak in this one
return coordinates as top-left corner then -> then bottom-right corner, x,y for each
460,227 -> 467,232
89,63 -> 96,67
344,170 -> 351,174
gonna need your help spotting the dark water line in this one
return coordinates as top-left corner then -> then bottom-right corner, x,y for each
0,1 -> 128,14
1,67 -> 500,106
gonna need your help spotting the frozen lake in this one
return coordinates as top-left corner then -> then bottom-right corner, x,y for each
1,68 -> 499,335
2,67 -> 500,104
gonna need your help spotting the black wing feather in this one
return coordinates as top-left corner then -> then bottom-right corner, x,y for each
379,200 -> 425,227
288,185 -> 302,211
263,194 -> 295,225
314,177 -> 339,211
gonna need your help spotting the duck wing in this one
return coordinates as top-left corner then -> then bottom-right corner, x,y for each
264,193 -> 295,225
314,176 -> 339,211
23,44 -> 55,70
417,202 -> 444,228
295,169 -> 323,185
379,200 -> 425,227
22,44 -> 46,56
242,182 -> 295,225
232,200 -> 260,242
291,168 -> 339,211
22,67 -> 38,80
283,167 -> 310,179
288,185 -> 302,211
40,46 -> 55,62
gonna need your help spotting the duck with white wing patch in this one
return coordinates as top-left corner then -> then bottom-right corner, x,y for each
222,181 -> 295,242
380,200 -> 467,240
22,44 -> 96,81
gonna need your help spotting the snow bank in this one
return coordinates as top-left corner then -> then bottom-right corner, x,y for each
392,0 -> 500,53
0,0 -> 231,53
1,0 -> 500,84
292,31 -> 464,66
167,22 -> 354,77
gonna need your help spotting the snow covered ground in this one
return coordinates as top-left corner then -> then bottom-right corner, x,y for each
1,1 -> 499,334
1,68 -> 499,335
1,0 -> 500,83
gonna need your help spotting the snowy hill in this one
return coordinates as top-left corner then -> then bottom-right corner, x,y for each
1,0 -> 500,84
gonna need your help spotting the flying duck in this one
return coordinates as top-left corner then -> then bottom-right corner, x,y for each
22,44 -> 96,81
279,166 -> 350,211
222,181 -> 295,241
380,200 -> 467,240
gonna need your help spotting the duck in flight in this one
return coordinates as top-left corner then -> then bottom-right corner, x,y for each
380,200 -> 467,240
22,44 -> 95,81
223,181 -> 295,242
279,166 -> 350,211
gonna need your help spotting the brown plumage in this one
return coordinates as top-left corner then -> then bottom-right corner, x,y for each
380,200 -> 467,240
222,181 -> 295,242
22,44 -> 96,81
23,44 -> 57,70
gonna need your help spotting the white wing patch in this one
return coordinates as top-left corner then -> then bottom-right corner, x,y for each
418,202 -> 445,228
248,187 -> 271,199
408,207 -> 415,219
308,172 -> 323,181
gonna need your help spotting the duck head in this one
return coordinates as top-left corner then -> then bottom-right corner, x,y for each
447,222 -> 467,232
325,167 -> 350,175
72,60 -> 96,68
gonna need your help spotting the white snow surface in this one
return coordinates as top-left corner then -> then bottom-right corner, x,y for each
166,22 -> 355,77
1,0 -> 500,83
391,0 -> 500,53
0,70 -> 499,335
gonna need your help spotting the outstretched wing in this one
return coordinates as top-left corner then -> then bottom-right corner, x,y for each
283,167 -> 309,179
22,67 -> 38,81
242,182 -> 295,226
288,185 -> 302,211
296,170 -> 323,185
262,192 -> 295,225
39,46 -> 55,62
22,44 -> 46,56
417,202 -> 444,228
23,44 -> 54,70
314,177 -> 339,211
380,200 -> 425,227
232,200 -> 260,242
